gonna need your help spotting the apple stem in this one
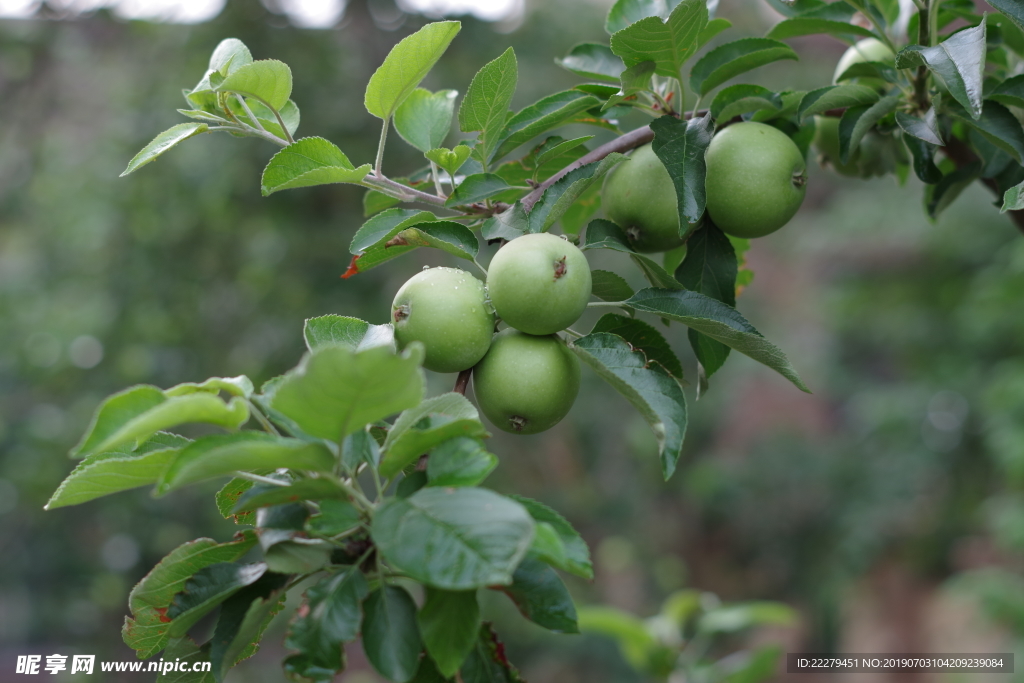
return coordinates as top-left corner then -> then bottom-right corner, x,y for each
454,369 -> 472,395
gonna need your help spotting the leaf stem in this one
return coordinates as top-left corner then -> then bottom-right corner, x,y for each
913,0 -> 932,111
472,256 -> 488,277
246,400 -> 281,436
375,118 -> 389,176
235,94 -> 267,133
587,300 -> 628,308
232,471 -> 290,487
362,173 -> 448,207
429,161 -> 447,198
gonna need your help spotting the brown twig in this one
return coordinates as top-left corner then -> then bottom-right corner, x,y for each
943,136 -> 1024,235
454,369 -> 472,395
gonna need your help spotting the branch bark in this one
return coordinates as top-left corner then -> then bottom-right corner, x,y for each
942,136 -> 1024,235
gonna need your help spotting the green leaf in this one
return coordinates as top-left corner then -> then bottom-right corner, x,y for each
217,59 -> 292,111
270,345 -> 425,444
261,137 -> 371,196
461,624 -> 526,683
624,288 -> 810,392
603,61 -> 657,111
592,313 -> 684,378
459,47 -> 518,165
234,478 -> 349,512
123,533 -> 258,658
161,637 -> 215,683
925,160 -> 982,218
698,17 -> 733,49
121,123 -> 208,177
837,95 -> 900,164
528,522 -> 570,570
365,21 -> 462,121
426,145 -> 472,178
492,91 -> 600,161
304,315 -> 395,353
534,136 -> 594,169
71,385 -> 248,459
236,97 -> 300,140
350,208 -> 439,255
591,270 -> 636,304
285,568 -> 369,680
698,601 -> 797,634
480,201 -> 530,241
675,221 -> 736,383
766,15 -> 876,40
217,478 -> 256,526
710,84 -> 783,122
634,253 -> 684,290
570,333 -> 688,479
362,585 -> 423,683
834,60 -> 897,84
1003,177 -> 1024,212
372,487 -> 535,590
342,427 -> 382,472
396,222 -> 481,263
990,74 -> 1024,109
445,173 -> 512,207
418,589 -> 480,677
903,134 -> 943,184
426,437 -> 498,488
582,217 -> 634,252
46,433 -> 187,509
380,393 -> 489,479
896,22 -> 986,119
610,0 -> 708,78
797,84 -> 880,123
555,43 -> 625,83
945,99 -> 1024,164
606,0 -> 680,34
690,38 -> 799,96
306,499 -> 363,537
165,562 -> 267,638
156,432 -> 335,494
509,495 -> 592,580
895,109 -> 943,145
989,0 -> 1024,34
208,573 -> 289,680
650,113 -> 714,225
496,558 -> 579,634
208,38 -> 252,76
577,606 -> 656,671
166,375 -> 254,398
395,88 -> 458,153
528,153 -> 627,232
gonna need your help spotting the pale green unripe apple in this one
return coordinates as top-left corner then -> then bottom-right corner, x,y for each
704,122 -> 806,239
602,144 -> 693,253
392,267 -> 494,373
486,233 -> 591,335
834,38 -> 895,91
473,329 -> 581,435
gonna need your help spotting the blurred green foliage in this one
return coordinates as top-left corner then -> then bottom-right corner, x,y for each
4,0 -> 1024,681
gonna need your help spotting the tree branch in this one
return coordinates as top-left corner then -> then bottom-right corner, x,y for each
521,124 -> 656,212
943,135 -> 1024,235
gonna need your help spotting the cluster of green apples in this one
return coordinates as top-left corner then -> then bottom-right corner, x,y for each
604,121 -> 808,243
813,39 -> 907,179
391,233 -> 591,435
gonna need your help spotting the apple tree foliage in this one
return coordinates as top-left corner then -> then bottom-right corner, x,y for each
45,0 -> 1024,679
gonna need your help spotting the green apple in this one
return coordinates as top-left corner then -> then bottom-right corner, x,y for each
813,115 -> 862,177
602,144 -> 693,253
473,329 -> 581,435
486,233 -> 591,335
704,122 -> 806,239
834,38 -> 895,91
392,267 -> 494,373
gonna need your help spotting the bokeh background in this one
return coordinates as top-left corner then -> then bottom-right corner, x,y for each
3,0 -> 1024,680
